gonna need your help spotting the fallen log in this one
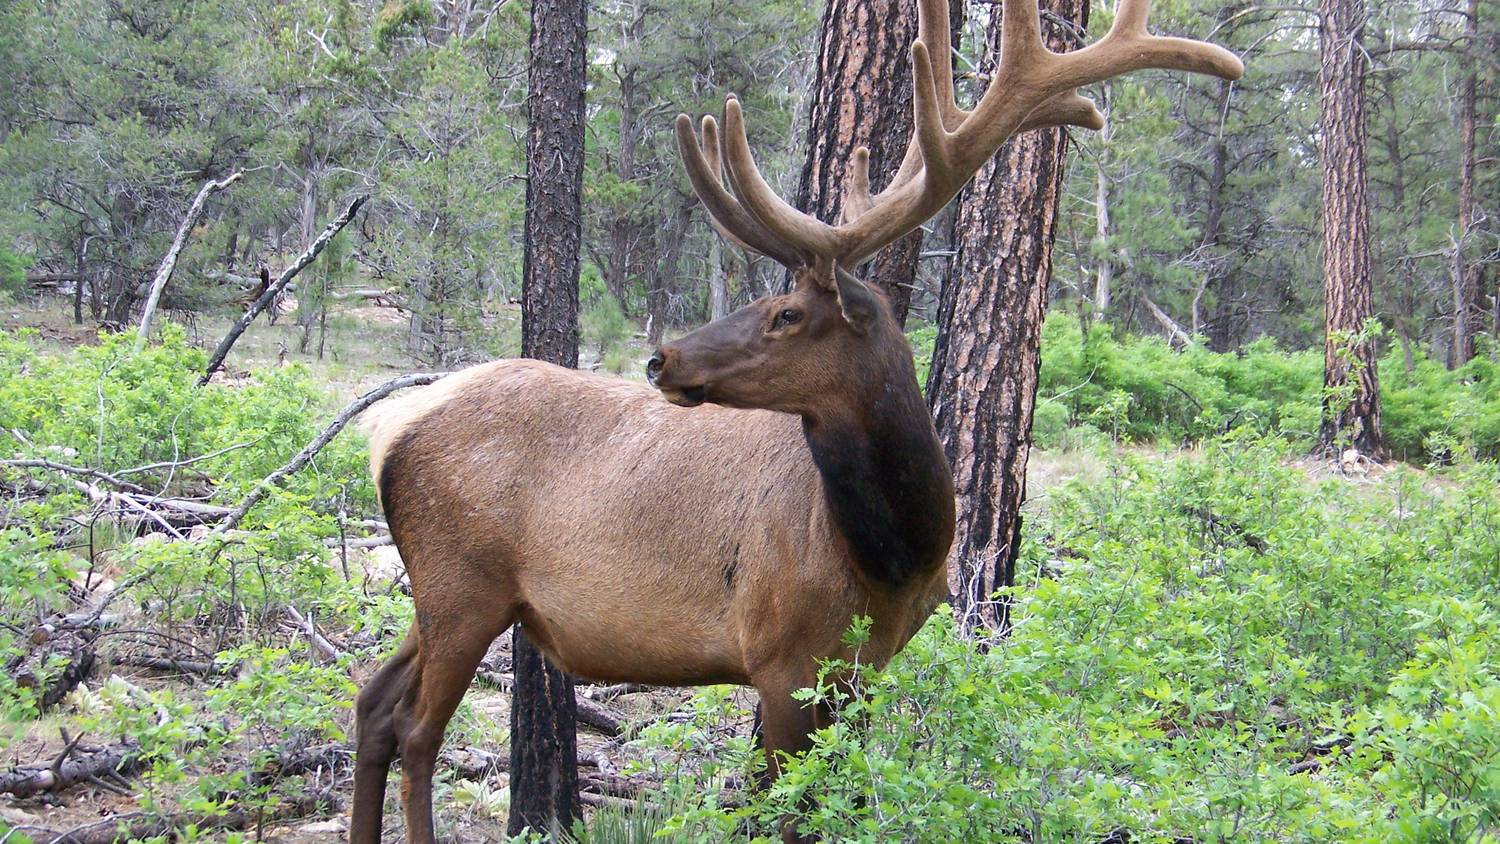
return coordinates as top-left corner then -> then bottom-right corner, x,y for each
0,737 -> 141,798
28,790 -> 338,844
10,624 -> 96,711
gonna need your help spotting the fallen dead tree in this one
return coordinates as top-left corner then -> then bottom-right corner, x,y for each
22,791 -> 339,844
136,172 -> 244,352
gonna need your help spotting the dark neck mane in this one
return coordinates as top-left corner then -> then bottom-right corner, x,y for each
801,353 -> 954,588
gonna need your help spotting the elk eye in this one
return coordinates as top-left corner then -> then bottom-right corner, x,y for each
773,308 -> 802,329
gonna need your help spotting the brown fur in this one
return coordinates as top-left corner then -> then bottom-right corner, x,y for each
349,282 -> 954,843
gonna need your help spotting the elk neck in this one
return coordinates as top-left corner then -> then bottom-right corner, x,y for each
799,337 -> 955,588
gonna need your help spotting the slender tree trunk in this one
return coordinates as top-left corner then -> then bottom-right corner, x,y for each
647,203 -> 691,347
295,149 -> 322,353
927,0 -> 1087,634
604,58 -> 642,307
794,0 -> 930,324
509,0 -> 584,834
707,233 -> 728,322
1451,0 -> 1479,367
1317,0 -> 1382,457
73,227 -> 85,325
1093,80 -> 1113,319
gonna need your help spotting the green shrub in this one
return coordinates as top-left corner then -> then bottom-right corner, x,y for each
0,247 -> 27,298
639,442 -> 1500,842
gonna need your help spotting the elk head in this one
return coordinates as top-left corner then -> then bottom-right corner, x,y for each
649,0 -> 1242,416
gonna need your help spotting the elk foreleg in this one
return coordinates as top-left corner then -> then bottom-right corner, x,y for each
755,673 -> 821,844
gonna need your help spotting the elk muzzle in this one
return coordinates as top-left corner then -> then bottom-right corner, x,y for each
646,346 -> 708,407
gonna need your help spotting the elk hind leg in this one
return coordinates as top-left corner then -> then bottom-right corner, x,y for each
395,600 -> 514,844
350,626 -> 418,844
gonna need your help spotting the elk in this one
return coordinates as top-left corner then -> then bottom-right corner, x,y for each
349,2 -> 1241,841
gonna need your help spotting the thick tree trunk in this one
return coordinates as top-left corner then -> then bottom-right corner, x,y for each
509,0 -> 584,835
1317,0 -> 1382,457
793,0 -> 930,324
1451,0 -> 1479,367
926,0 -> 1087,634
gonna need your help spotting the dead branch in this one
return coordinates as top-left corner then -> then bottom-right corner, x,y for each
136,172 -> 244,352
199,194 -> 369,385
0,738 -> 141,798
585,682 -> 652,701
285,606 -> 343,663
1141,296 -> 1196,349
1,458 -> 152,496
110,654 -> 224,676
214,372 -> 446,532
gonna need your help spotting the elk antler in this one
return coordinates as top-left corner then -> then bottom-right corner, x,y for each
677,0 -> 1244,270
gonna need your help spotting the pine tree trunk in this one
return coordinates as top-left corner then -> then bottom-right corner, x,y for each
1317,0 -> 1382,457
926,0 -> 1087,633
1451,0 -> 1479,367
794,0 -> 928,324
509,0 -> 584,834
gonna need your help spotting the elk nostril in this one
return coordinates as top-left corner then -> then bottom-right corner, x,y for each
645,351 -> 665,382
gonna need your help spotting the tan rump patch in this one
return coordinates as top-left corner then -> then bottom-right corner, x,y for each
358,362 -> 500,491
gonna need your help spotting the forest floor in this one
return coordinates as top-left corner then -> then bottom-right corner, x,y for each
0,295 -> 1423,843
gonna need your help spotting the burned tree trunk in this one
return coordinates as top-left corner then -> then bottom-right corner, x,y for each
1317,0 -> 1382,456
795,0 -> 929,324
509,0 -> 585,835
926,0 -> 1087,633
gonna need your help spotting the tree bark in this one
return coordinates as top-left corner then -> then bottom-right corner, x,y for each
793,0 -> 934,325
1317,0 -> 1382,457
510,0 -> 585,835
1451,0 -> 1479,367
926,0 -> 1087,634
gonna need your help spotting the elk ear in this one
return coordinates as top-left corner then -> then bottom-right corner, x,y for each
832,266 -> 879,334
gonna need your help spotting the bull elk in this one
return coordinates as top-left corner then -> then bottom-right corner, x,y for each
349,1 -> 1241,840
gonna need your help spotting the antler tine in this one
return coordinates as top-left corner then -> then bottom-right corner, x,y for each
674,113 -> 805,267
720,97 -> 845,260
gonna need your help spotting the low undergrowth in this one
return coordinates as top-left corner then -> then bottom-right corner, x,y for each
640,440 -> 1500,842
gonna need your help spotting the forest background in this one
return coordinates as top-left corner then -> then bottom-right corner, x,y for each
1,0 -> 1499,841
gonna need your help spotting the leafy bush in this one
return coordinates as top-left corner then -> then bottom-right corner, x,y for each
640,441 -> 1500,842
912,314 -> 1500,461
0,246 -> 27,299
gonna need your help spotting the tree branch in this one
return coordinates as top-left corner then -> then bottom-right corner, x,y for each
199,194 -> 369,385
213,372 -> 446,532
